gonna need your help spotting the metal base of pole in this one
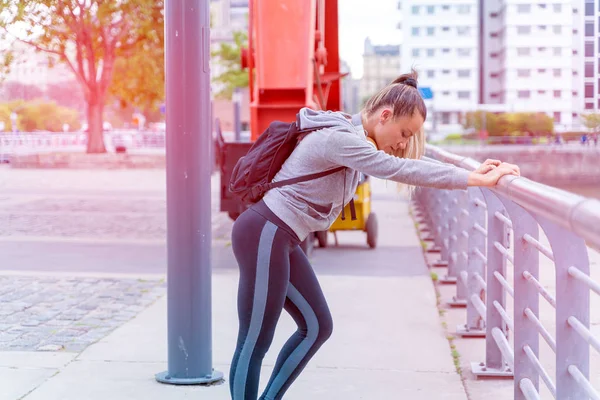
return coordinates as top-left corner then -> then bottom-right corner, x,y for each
447,297 -> 467,307
155,370 -> 224,385
456,325 -> 486,338
471,362 -> 513,378
439,275 -> 456,284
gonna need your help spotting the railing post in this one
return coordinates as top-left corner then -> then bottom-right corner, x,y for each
427,193 -> 444,253
536,216 -> 590,399
447,189 -> 469,306
499,199 -> 540,399
457,187 -> 487,337
472,189 -> 512,377
434,191 -> 451,268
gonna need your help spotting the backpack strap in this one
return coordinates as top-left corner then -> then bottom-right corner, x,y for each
250,166 -> 346,199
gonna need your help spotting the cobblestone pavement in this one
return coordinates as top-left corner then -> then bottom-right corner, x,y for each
0,275 -> 166,352
0,168 -> 230,352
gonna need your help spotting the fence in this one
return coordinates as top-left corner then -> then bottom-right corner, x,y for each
414,144 -> 600,399
0,132 -> 167,162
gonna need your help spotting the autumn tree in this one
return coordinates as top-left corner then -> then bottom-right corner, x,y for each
0,0 -> 163,153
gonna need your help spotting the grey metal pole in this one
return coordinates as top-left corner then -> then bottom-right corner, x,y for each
233,87 -> 242,141
156,0 -> 223,385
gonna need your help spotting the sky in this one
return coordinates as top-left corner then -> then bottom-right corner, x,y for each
338,0 -> 402,78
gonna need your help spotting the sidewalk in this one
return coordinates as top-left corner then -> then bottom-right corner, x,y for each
1,178 -> 468,400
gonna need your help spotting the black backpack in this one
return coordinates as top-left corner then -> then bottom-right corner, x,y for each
229,117 -> 355,219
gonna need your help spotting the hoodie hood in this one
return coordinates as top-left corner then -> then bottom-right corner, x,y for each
297,108 -> 363,134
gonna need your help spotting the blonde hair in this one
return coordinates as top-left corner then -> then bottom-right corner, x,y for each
362,69 -> 427,195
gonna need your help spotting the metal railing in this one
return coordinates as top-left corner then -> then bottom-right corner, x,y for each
414,144 -> 600,399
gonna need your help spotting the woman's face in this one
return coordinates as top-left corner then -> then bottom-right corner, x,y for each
373,108 -> 424,155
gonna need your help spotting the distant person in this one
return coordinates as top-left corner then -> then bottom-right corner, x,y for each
593,132 -> 598,146
228,69 -> 521,400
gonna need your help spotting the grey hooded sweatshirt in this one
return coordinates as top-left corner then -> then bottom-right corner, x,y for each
262,108 -> 470,241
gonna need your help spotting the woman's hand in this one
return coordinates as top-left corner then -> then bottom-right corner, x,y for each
474,159 -> 502,174
468,162 -> 520,187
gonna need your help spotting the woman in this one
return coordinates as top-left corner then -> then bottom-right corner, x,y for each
229,70 -> 520,400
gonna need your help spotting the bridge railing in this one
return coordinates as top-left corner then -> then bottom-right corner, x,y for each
414,144 -> 600,400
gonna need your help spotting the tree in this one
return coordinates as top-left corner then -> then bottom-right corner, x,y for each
0,0 -> 163,153
581,113 -> 600,131
211,30 -> 248,99
108,2 -> 164,117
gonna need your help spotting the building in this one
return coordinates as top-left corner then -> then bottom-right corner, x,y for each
398,0 -> 587,134
399,1 -> 479,134
2,40 -> 71,92
360,38 -> 402,107
341,60 -> 360,114
481,0 -> 577,130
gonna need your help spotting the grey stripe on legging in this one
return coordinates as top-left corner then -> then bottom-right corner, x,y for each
233,221 -> 278,399
263,283 -> 319,400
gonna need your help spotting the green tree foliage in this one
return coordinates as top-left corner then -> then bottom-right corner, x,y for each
463,111 -> 554,136
0,100 -> 80,132
211,31 -> 249,99
581,113 -> 600,131
0,0 -> 164,153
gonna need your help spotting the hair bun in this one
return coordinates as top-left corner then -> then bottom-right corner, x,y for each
403,78 -> 418,89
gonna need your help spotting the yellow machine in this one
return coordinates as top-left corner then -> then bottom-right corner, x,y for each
315,175 -> 378,249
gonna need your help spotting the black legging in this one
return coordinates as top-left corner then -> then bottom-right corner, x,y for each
229,200 -> 333,400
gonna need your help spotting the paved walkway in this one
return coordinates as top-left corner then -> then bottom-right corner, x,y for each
0,167 -> 467,399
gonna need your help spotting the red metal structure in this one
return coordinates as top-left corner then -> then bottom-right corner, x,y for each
241,0 -> 347,141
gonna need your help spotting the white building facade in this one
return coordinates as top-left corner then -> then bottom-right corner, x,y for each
399,0 -> 480,134
399,0 -> 587,133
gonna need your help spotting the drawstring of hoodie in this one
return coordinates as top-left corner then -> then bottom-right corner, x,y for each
341,168 -> 346,220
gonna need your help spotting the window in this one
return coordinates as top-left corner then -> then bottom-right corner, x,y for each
427,70 -> 435,78
442,91 -> 450,95
518,90 -> 531,99
442,26 -> 450,32
457,5 -> 471,14
426,5 -> 434,14
427,48 -> 435,57
457,26 -> 470,36
553,4 -> 562,13
574,29 -> 579,34
412,5 -> 419,14
427,26 -> 435,36
412,27 -> 420,36
573,91 -> 578,97
397,1 -> 401,10
553,90 -> 561,98
442,48 -> 450,53
441,112 -> 451,124
517,26 -> 532,35
457,91 -> 470,99
573,112 -> 578,118
586,62 -> 594,77
586,22 -> 594,37
553,69 -> 561,77
574,49 -> 579,55
586,2 -> 594,16
396,22 -> 402,29
442,5 -> 450,10
537,90 -> 547,95
553,112 -> 561,123
442,69 -> 451,74
457,48 -> 471,57
412,48 -> 420,57
538,3 -> 546,9
554,47 -> 561,56
586,42 -> 594,57
538,47 -> 547,52
586,103 -> 594,110
517,69 -> 531,77
517,4 -> 531,13
539,25 -> 547,30
457,69 -> 471,78
553,26 -> 562,34
585,83 -> 594,98
517,47 -> 531,56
